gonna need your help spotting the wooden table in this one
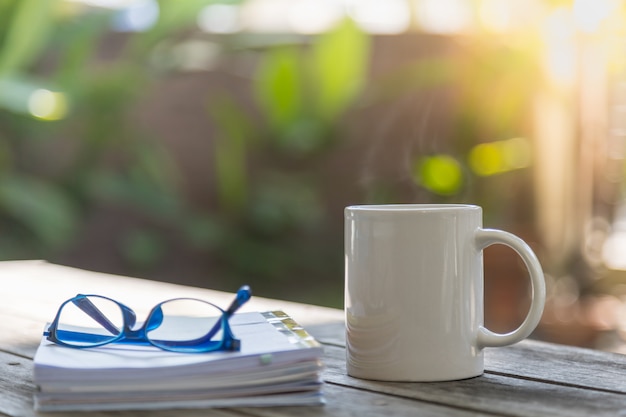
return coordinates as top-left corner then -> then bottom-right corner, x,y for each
1,260 -> 625,416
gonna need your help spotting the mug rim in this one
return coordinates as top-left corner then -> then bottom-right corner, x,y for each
346,204 -> 480,212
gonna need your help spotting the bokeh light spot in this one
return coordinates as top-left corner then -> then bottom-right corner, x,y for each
502,137 -> 532,169
198,4 -> 242,34
573,0 -> 615,33
28,89 -> 68,121
414,154 -> 463,196
347,0 -> 411,34
469,137 -> 532,176
469,143 -> 503,176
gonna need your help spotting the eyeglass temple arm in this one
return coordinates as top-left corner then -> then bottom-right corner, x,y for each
226,285 -> 252,316
204,285 -> 252,341
72,296 -> 121,335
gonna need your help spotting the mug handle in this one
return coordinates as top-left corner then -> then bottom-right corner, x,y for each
474,228 -> 546,349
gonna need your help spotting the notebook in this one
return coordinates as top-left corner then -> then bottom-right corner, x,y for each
33,311 -> 324,411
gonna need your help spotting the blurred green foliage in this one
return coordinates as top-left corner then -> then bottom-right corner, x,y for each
0,0 -> 215,260
0,0 -> 538,307
0,1 -> 369,304
206,18 -> 370,296
212,18 -> 369,209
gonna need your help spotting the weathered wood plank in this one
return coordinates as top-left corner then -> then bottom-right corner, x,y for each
305,322 -> 626,395
0,350 -> 487,417
0,313 -> 42,359
307,322 -> 345,346
0,261 -> 344,328
7,321 -> 624,417
4,261 -> 626,417
0,351 -> 34,417
321,345 -> 626,417
239,386 -> 494,417
486,339 -> 626,394
0,260 -> 344,361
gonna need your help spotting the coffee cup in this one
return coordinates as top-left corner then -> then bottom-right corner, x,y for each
344,204 -> 545,381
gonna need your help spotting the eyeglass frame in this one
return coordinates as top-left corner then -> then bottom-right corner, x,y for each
43,285 -> 252,353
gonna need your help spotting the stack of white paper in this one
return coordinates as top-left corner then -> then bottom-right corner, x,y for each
33,311 -> 324,411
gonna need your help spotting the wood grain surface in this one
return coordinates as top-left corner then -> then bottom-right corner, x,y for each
1,261 -> 625,417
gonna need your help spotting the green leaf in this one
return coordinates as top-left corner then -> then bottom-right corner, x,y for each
0,75 -> 40,114
0,1 -> 15,40
0,74 -> 71,119
310,18 -> 370,122
156,0 -> 213,31
209,94 -> 253,213
0,0 -> 60,77
254,46 -> 303,132
0,175 -> 78,249
53,14 -> 112,89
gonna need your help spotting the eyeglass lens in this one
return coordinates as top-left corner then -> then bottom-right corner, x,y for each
146,299 -> 224,347
56,296 -> 124,347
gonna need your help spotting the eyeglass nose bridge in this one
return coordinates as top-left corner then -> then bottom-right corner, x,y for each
112,307 -> 149,342
120,304 -> 138,329
120,306 -> 163,340
145,306 -> 164,332
122,326 -> 150,342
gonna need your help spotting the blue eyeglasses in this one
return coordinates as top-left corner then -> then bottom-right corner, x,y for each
44,286 -> 251,353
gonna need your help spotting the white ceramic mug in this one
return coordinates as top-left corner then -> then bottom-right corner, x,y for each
344,204 -> 546,381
